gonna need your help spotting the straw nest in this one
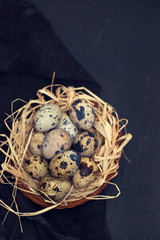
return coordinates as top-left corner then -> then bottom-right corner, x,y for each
0,82 -> 132,217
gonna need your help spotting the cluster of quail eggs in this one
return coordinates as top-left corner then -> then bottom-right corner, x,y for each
23,99 -> 100,202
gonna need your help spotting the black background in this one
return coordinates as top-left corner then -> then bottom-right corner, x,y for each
0,0 -> 160,239
28,1 -> 160,239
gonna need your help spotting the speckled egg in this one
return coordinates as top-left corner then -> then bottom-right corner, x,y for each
34,103 -> 62,132
39,175 -> 72,201
42,129 -> 72,160
69,99 -> 95,130
56,112 -> 78,140
73,131 -> 98,157
29,132 -> 45,156
72,157 -> 99,189
49,150 -> 81,179
23,155 -> 48,179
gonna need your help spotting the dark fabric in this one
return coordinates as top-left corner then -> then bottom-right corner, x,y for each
26,1 -> 160,239
0,1 -> 110,240
0,0 -> 101,83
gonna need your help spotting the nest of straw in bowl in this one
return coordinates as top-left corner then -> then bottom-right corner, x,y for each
0,82 -> 132,215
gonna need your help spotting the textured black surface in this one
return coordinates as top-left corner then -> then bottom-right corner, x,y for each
0,1 -> 108,240
28,1 -> 160,240
0,0 -> 160,239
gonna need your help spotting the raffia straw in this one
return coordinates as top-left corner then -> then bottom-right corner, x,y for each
0,81 -> 132,218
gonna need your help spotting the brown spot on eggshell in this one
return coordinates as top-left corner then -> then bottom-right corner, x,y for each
72,157 -> 99,189
49,150 -> 81,179
60,161 -> 68,169
69,99 -> 95,130
25,159 -> 30,165
29,171 -> 33,176
23,155 -> 49,179
79,162 -> 93,177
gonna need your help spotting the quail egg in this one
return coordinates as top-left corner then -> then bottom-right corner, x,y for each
73,131 -> 98,157
69,99 -> 95,130
39,175 -> 72,201
29,132 -> 45,156
56,112 -> 78,140
34,103 -> 62,132
49,150 -> 81,179
42,129 -> 72,160
72,157 -> 99,189
23,155 -> 48,179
